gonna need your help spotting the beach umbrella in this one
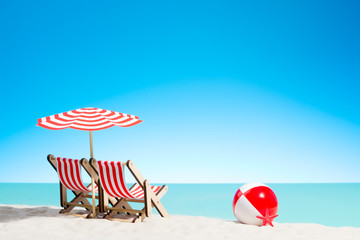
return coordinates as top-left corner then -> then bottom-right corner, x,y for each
37,107 -> 142,218
36,107 -> 143,158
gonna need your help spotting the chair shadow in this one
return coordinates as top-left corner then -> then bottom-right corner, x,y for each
0,205 -> 86,223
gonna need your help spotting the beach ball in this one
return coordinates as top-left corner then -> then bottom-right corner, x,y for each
232,183 -> 278,227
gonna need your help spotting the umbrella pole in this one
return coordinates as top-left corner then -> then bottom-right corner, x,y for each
89,131 -> 94,159
89,130 -> 96,218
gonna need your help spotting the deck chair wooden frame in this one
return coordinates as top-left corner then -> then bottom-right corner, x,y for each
89,158 -> 169,223
47,154 -> 99,218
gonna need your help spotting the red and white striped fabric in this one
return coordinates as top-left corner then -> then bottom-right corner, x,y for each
56,157 -> 98,193
37,107 -> 142,131
129,183 -> 161,199
97,161 -> 161,199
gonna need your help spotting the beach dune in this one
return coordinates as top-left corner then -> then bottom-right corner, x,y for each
0,204 -> 359,240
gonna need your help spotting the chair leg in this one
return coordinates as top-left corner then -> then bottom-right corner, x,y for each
85,178 -> 97,218
91,178 -> 96,218
59,182 -> 67,208
152,199 -> 169,217
151,186 -> 169,218
144,180 -> 152,217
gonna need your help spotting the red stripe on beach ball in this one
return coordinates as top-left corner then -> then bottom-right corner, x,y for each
243,186 -> 278,217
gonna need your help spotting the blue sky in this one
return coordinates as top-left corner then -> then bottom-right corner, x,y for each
0,0 -> 359,183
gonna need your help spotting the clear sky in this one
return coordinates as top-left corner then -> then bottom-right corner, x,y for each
0,0 -> 359,183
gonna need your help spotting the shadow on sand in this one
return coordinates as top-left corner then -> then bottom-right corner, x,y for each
0,205 -> 88,223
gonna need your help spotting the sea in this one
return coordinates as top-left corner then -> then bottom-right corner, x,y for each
0,183 -> 359,228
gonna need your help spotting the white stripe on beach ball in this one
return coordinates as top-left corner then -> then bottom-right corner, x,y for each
234,194 -> 263,226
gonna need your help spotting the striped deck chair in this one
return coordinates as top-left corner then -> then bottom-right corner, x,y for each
90,159 -> 169,223
47,154 -> 99,218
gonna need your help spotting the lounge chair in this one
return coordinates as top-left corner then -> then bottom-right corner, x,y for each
90,159 -> 169,223
47,154 -> 98,218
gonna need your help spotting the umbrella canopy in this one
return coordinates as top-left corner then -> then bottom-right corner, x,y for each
37,107 -> 142,130
37,107 -> 142,157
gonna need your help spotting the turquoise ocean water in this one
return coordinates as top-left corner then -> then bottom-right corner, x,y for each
0,183 -> 359,227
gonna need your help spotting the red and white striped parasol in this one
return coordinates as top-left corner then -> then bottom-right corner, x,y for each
37,107 -> 142,158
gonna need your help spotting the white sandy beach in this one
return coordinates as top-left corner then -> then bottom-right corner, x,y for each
0,204 -> 359,240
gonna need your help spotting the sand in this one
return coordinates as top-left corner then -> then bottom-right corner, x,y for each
0,204 -> 359,240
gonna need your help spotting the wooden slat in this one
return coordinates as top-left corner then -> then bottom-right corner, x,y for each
156,185 -> 168,199
106,207 -> 145,214
126,160 -> 146,188
66,202 -> 99,209
122,198 -> 144,203
59,182 -> 67,207
81,158 -> 99,183
91,177 -> 96,218
144,180 -> 152,217
129,183 -> 138,191
151,199 -> 169,217
98,181 -> 105,213
63,213 -> 88,218
138,213 -> 146,222
82,194 -> 99,199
